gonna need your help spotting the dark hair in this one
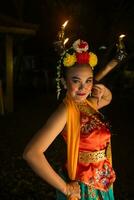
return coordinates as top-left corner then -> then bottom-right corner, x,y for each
61,63 -> 92,80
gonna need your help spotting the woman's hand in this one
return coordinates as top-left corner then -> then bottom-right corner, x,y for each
92,84 -> 105,101
66,181 -> 81,199
89,83 -> 112,109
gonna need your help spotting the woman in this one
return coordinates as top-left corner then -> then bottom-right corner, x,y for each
23,39 -> 117,199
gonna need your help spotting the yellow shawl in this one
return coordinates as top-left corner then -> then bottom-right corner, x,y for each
63,94 -> 80,180
63,94 -> 98,200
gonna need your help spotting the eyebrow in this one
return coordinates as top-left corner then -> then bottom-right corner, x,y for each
71,76 -> 93,79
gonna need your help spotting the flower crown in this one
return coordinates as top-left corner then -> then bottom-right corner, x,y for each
56,39 -> 98,99
62,39 -> 98,69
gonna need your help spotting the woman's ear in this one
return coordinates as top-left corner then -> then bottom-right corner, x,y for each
61,77 -> 67,89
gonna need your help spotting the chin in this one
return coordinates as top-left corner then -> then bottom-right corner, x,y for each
74,96 -> 87,102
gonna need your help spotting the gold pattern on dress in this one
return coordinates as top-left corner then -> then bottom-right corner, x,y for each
106,140 -> 112,166
80,110 -> 106,134
77,102 -> 96,116
79,149 -> 106,164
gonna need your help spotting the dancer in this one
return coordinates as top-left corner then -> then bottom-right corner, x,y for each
23,39 -> 121,199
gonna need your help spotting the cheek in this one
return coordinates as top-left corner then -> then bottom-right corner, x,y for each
67,81 -> 79,92
70,84 -> 79,92
85,83 -> 93,90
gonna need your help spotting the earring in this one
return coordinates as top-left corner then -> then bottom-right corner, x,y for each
63,83 -> 67,89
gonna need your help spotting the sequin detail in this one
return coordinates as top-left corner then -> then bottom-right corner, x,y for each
79,149 -> 106,164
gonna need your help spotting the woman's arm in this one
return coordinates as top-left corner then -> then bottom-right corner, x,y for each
23,103 -> 68,194
23,103 -> 80,199
94,59 -> 118,82
87,59 -> 117,110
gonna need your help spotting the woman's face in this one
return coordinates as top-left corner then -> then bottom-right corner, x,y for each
65,64 -> 93,102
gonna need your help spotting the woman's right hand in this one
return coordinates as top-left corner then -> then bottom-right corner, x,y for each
66,181 -> 81,199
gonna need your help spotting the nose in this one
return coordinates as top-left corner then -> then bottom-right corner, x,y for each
79,83 -> 84,90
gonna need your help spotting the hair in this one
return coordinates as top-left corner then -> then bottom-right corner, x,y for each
61,63 -> 93,80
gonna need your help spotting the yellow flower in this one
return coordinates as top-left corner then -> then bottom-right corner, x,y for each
89,52 -> 98,69
63,53 -> 76,67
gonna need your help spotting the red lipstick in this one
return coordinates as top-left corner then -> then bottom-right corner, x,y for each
77,93 -> 86,96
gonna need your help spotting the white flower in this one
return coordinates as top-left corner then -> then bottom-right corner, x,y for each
73,39 -> 89,53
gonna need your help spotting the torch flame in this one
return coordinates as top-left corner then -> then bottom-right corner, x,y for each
119,34 -> 126,39
62,20 -> 69,29
64,38 -> 69,45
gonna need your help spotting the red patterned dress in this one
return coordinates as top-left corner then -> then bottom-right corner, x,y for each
61,103 -> 116,199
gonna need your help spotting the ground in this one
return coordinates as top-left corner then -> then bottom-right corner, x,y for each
0,88 -> 133,200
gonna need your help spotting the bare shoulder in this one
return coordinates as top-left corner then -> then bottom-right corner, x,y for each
45,102 -> 67,128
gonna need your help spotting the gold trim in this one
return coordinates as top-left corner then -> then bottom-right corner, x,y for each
106,140 -> 112,166
79,149 -> 106,164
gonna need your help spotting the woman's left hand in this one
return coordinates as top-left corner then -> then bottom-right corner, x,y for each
90,83 -> 112,109
91,84 -> 106,101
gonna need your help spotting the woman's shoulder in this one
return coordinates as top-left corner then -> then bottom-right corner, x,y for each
47,102 -> 67,124
56,102 -> 67,114
41,102 -> 67,138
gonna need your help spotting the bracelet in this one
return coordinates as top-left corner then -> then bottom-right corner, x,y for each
115,50 -> 127,61
66,183 -> 70,197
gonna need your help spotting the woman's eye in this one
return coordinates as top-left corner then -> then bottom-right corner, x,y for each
86,79 -> 92,83
72,80 -> 80,83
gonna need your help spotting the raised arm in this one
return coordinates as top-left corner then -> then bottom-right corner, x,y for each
89,47 -> 127,109
95,36 -> 127,82
94,59 -> 118,82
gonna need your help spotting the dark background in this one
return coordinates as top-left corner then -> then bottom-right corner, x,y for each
0,0 -> 134,199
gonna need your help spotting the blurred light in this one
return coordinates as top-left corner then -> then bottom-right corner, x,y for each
119,34 -> 126,39
64,38 -> 69,45
99,46 -> 107,50
62,20 -> 69,29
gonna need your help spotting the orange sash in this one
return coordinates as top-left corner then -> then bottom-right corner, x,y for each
63,94 -> 98,200
63,94 -> 80,180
